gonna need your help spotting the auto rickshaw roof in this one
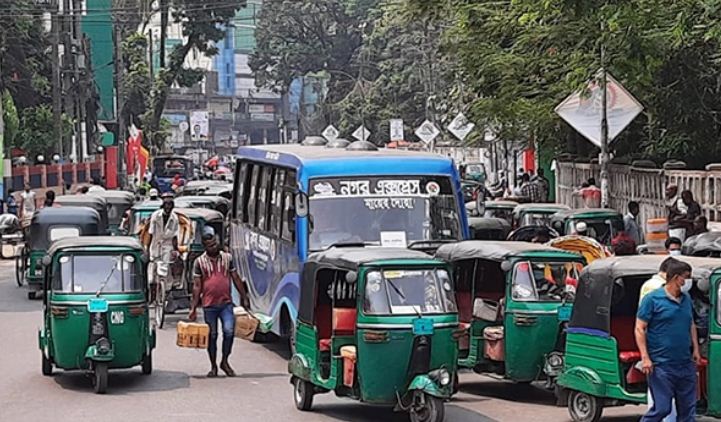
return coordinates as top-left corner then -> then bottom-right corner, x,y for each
132,200 -> 163,210
682,231 -> 721,255
435,241 -> 579,262
48,236 -> 144,257
484,200 -> 519,209
513,203 -> 570,216
551,208 -> 622,220
468,217 -> 511,231
29,207 -> 102,250
55,194 -> 108,209
175,207 -> 224,222
90,190 -> 135,205
306,247 -> 438,270
175,195 -> 230,206
570,255 -> 721,334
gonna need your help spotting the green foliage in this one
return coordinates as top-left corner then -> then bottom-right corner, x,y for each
15,105 -> 72,160
406,0 -> 721,167
3,91 -> 19,147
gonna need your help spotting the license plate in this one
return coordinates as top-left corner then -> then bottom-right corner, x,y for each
87,298 -> 109,313
413,318 -> 434,336
111,311 -> 124,325
558,305 -> 572,322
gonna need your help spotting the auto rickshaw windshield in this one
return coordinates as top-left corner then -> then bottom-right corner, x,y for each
484,208 -> 513,221
521,213 -> 553,227
54,254 -> 141,293
364,268 -> 457,315
512,261 -> 581,302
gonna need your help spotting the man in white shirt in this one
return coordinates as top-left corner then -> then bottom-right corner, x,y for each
19,183 -> 36,229
624,201 -> 644,246
148,195 -> 180,292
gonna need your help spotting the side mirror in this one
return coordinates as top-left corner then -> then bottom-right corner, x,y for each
41,255 -> 52,267
295,191 -> 309,218
476,198 -> 486,216
345,271 -> 358,284
286,209 -> 296,234
552,221 -> 563,233
500,260 -> 513,272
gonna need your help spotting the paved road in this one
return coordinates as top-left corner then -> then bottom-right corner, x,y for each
0,259 -> 682,422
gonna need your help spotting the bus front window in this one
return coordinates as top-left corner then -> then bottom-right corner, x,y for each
308,195 -> 461,250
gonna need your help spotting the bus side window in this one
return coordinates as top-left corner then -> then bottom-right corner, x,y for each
281,170 -> 297,243
270,169 -> 285,237
236,162 -> 249,222
257,167 -> 272,232
241,163 -> 254,224
248,165 -> 261,228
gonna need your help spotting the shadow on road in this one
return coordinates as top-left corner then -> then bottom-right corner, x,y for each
0,261 -> 42,313
459,378 -> 556,406
53,369 -> 190,394
310,402 -> 496,422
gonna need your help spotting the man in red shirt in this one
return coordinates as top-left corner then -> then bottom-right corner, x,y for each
573,177 -> 602,208
189,231 -> 249,377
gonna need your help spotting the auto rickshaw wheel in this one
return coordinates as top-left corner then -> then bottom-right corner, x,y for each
41,353 -> 53,376
409,394 -> 445,422
292,377 -> 314,411
568,390 -> 603,422
141,353 -> 152,375
15,249 -> 25,287
93,363 -> 108,394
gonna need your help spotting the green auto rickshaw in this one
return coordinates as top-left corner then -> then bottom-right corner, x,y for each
38,236 -> 155,394
550,208 -> 624,247
557,255 -> 721,421
123,200 -> 163,237
91,190 -> 135,235
512,203 -> 570,229
17,207 -> 103,299
55,195 -> 110,234
435,241 -> 584,387
174,195 -> 231,217
468,217 -> 511,241
290,247 -> 459,422
478,200 -> 519,224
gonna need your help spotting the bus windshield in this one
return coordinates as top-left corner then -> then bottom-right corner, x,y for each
308,176 -> 461,251
154,157 -> 189,178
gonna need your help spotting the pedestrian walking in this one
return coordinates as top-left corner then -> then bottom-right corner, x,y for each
19,183 -> 36,228
532,169 -> 550,202
189,230 -> 250,378
573,178 -> 601,208
624,201 -> 644,246
6,189 -> 18,215
635,259 -> 702,422
519,173 -> 542,202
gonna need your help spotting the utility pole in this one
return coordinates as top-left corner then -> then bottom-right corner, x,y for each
51,0 -> 63,159
61,0 -> 77,162
115,21 -> 127,187
72,0 -> 86,162
599,25 -> 610,209
0,46 -> 5,199
159,0 -> 168,68
147,30 -> 154,78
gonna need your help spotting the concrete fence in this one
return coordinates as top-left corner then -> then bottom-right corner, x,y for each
555,161 -> 721,225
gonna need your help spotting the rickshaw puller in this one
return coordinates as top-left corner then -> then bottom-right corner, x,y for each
189,231 -> 249,378
147,195 -> 181,298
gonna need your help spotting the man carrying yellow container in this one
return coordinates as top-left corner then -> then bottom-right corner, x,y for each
189,228 -> 249,378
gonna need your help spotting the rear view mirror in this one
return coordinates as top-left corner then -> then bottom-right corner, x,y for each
345,271 -> 358,284
476,198 -> 486,216
295,191 -> 309,218
500,260 -> 513,272
41,255 -> 52,267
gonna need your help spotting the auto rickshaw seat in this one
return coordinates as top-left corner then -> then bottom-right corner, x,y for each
611,316 -> 641,363
318,307 -> 356,352
457,291 -> 472,322
332,308 -> 357,336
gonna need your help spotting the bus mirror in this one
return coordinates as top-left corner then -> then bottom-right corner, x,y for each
295,192 -> 309,218
41,255 -> 52,267
345,271 -> 358,284
476,197 -> 485,216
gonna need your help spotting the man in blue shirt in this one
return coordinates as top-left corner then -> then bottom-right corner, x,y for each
635,258 -> 702,422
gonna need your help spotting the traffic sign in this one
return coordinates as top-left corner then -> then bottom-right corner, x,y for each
390,119 -> 404,142
322,125 -> 339,142
555,71 -> 643,148
415,120 -> 440,145
352,125 -> 371,142
448,112 -> 475,141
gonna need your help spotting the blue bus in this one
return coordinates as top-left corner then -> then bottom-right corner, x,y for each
152,155 -> 193,192
230,143 -> 469,340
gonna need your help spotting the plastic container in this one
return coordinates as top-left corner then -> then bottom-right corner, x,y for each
176,321 -> 210,349
646,218 -> 669,253
340,346 -> 357,387
483,326 -> 505,361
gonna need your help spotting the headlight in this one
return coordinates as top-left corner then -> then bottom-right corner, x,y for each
429,368 -> 451,386
96,337 -> 111,355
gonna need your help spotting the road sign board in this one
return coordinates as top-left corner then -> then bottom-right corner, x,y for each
390,119 -> 404,142
448,112 -> 475,141
352,125 -> 370,142
322,125 -> 339,142
555,71 -> 643,148
415,120 -> 440,145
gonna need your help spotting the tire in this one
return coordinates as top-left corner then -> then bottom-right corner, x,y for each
152,281 -> 166,329
41,353 -> 53,376
410,394 -> 445,422
281,308 -> 296,355
93,363 -> 108,394
141,353 -> 152,375
293,377 -> 314,411
15,251 -> 25,287
28,291 -> 36,300
568,390 -> 603,422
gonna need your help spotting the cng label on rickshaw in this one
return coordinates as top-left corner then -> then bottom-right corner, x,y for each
557,305 -> 572,322
111,311 -> 124,325
87,298 -> 109,313
413,318 -> 434,336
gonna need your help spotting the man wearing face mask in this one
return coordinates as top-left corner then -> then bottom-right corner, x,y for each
636,259 -> 702,422
665,237 -> 682,256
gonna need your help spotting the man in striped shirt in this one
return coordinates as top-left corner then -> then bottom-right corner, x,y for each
189,230 -> 249,377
